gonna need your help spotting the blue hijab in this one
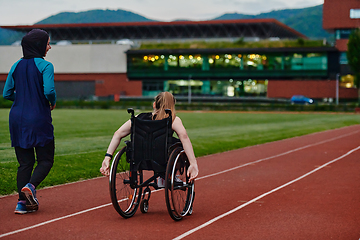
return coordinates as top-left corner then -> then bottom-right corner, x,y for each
21,29 -> 49,59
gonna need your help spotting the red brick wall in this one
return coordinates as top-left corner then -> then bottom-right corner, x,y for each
54,73 -> 142,97
0,74 -> 9,81
1,73 -> 142,97
323,0 -> 360,30
339,87 -> 358,99
267,80 -> 358,99
336,39 -> 349,51
2,74 -> 357,99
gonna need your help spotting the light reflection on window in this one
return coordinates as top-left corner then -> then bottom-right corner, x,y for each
128,52 -> 327,71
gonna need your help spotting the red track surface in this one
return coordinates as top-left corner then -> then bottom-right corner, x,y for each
1,125 -> 360,240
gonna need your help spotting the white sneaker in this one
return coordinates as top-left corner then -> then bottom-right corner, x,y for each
157,177 -> 165,188
175,176 -> 184,183
158,176 -> 184,188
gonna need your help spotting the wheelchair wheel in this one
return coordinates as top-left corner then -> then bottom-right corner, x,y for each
109,146 -> 143,218
165,147 -> 195,221
140,199 -> 149,213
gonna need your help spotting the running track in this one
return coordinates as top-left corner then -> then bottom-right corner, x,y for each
1,125 -> 360,239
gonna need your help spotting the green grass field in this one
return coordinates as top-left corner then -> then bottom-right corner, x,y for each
0,108 -> 359,196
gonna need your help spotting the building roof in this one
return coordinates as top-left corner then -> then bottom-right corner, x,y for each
1,19 -> 306,42
126,46 -> 337,55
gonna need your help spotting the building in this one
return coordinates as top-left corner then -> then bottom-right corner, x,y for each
127,47 -> 342,99
0,17 -> 358,101
323,0 -> 360,88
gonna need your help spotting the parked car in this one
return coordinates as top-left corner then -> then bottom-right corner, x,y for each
56,40 -> 72,45
116,39 -> 134,46
290,95 -> 314,104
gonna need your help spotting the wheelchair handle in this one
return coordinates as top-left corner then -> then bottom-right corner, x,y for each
127,108 -> 135,116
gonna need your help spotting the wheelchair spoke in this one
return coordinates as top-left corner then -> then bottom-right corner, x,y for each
110,147 -> 142,218
165,147 -> 195,221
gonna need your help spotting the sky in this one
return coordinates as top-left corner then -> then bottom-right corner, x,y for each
0,0 -> 324,26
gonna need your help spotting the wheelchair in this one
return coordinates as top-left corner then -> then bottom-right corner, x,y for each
109,108 -> 195,221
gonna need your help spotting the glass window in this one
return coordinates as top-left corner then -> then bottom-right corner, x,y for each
242,54 -> 265,70
340,52 -> 348,64
142,80 -> 164,96
350,9 -> 360,19
242,79 -> 267,96
167,80 -> 203,96
129,54 -> 165,69
208,79 -> 267,97
290,53 -> 303,70
208,54 -> 241,69
288,53 -> 327,70
143,54 -> 165,68
129,55 -> 145,69
335,29 -> 353,39
179,54 -> 203,68
267,55 -> 283,70
304,53 -> 327,70
167,55 -> 178,68
162,79 -> 270,97
129,51 -> 328,71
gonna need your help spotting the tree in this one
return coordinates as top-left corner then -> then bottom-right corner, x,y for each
347,28 -> 360,104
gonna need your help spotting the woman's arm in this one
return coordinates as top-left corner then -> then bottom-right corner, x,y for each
100,119 -> 131,176
172,116 -> 199,181
2,60 -> 21,101
3,74 -> 15,101
35,58 -> 56,108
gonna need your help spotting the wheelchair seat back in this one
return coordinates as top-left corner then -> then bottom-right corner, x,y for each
129,110 -> 172,173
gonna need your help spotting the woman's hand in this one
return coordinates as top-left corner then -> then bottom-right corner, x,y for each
187,163 -> 199,182
100,157 -> 111,176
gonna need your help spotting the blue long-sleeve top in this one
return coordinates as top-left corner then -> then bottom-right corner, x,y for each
3,58 -> 56,105
2,58 -> 56,148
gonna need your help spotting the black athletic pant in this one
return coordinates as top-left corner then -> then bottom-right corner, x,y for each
15,139 -> 55,201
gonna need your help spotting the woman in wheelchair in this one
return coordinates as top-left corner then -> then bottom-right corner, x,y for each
100,91 -> 198,220
100,91 -> 198,181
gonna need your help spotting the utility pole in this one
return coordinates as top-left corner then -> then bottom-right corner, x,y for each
188,75 -> 192,104
336,73 -> 339,105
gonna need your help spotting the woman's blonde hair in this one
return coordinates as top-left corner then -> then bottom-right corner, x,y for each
153,92 -> 176,121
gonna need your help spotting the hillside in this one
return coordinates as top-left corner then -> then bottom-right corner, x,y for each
36,9 -> 153,24
0,5 -> 331,45
213,5 -> 330,39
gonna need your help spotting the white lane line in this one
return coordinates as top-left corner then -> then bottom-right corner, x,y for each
173,146 -> 360,240
197,130 -> 358,181
0,203 -> 111,238
0,130 -> 358,238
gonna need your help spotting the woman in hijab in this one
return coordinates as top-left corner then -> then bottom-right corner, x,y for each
3,29 -> 56,214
